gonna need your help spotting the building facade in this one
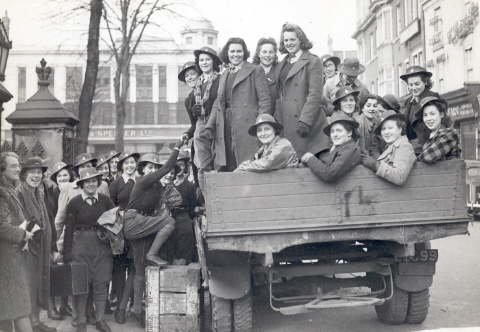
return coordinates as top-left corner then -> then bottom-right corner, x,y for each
1,19 -> 219,156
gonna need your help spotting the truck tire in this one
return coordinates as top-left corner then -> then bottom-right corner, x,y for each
211,294 -> 232,332
375,277 -> 409,325
233,291 -> 252,332
404,288 -> 430,324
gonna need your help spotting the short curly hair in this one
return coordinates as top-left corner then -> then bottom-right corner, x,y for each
1,152 -> 19,173
333,94 -> 359,113
194,52 -> 221,74
219,37 -> 250,64
252,37 -> 279,66
278,23 -> 313,54
422,100 -> 453,128
359,94 -> 378,112
331,121 -> 360,142
407,73 -> 433,90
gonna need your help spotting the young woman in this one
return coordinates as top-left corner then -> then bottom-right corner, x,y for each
16,158 -> 55,332
370,94 -> 401,158
235,114 -> 298,172
275,23 -> 330,158
400,66 -> 440,151
253,37 -> 279,114
416,97 -> 461,163
321,54 -> 341,83
63,168 -> 115,332
358,94 -> 378,153
206,37 -> 271,171
361,111 -> 416,185
96,155 -> 112,186
105,150 -> 121,182
301,112 -> 361,182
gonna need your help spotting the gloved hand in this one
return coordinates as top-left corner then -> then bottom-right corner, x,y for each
301,152 -> 314,165
193,104 -> 203,117
32,229 -> 44,243
174,139 -> 184,149
361,154 -> 379,171
63,251 -> 75,264
297,121 -> 311,137
204,128 -> 214,140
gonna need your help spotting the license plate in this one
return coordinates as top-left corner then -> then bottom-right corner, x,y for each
396,249 -> 438,263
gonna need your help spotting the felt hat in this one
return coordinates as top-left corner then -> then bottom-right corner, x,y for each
159,159 -> 181,174
415,97 -> 449,119
50,162 -> 72,182
400,66 -> 433,82
337,58 -> 365,76
194,46 -> 221,65
137,153 -> 162,174
374,110 -> 406,135
73,153 -> 97,170
76,167 -> 103,187
377,94 -> 401,112
20,158 -> 48,179
332,86 -> 360,106
178,61 -> 199,83
323,111 -> 359,136
117,151 -> 141,171
105,150 -> 121,161
96,155 -> 108,168
248,114 -> 283,136
177,150 -> 190,162
321,54 -> 341,68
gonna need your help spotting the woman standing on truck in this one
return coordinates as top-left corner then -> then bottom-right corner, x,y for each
253,37 -> 279,114
416,97 -> 461,163
301,112 -> 361,182
321,54 -> 341,84
235,114 -> 298,172
361,111 -> 416,185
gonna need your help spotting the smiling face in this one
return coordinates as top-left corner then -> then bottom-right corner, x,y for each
340,95 -> 356,115
407,75 -> 426,97
108,157 -> 119,174
184,69 -> 199,88
423,104 -> 444,132
175,160 -> 186,177
283,31 -> 301,55
259,43 -> 275,68
96,163 -> 109,179
330,123 -> 351,147
25,168 -> 43,188
143,162 -> 159,176
161,169 -> 175,185
377,103 -> 388,115
122,157 -> 137,176
362,98 -> 378,119
78,162 -> 93,173
56,168 -> 71,184
82,177 -> 99,196
228,43 -> 245,66
3,156 -> 21,183
381,119 -> 403,144
256,123 -> 276,145
324,60 -> 336,79
199,53 -> 214,75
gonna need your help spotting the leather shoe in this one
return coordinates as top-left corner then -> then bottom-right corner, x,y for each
131,310 -> 145,328
48,307 -> 64,320
114,308 -> 126,324
59,304 -> 73,317
146,253 -> 168,266
104,305 -> 114,315
86,310 -> 97,326
33,322 -> 57,332
95,319 -> 111,332
76,323 -> 87,332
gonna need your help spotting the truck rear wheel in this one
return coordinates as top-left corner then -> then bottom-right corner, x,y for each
404,288 -> 430,324
211,294 -> 232,332
233,291 -> 252,332
375,277 -> 409,325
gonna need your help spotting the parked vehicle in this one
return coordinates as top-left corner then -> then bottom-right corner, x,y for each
466,160 -> 480,220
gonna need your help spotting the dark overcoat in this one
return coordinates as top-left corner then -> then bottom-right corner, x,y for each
206,62 -> 271,169
265,66 -> 277,114
275,51 -> 330,157
0,181 -> 31,320
16,184 -> 52,312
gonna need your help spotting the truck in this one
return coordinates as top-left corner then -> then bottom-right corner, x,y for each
465,160 -> 480,219
195,159 -> 469,331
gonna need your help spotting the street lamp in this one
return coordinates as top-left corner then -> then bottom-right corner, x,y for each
0,13 -> 12,82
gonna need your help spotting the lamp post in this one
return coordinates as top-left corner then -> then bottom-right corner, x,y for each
0,11 -> 13,116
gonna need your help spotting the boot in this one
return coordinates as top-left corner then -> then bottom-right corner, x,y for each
145,223 -> 175,266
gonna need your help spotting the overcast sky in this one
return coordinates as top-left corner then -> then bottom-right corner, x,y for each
1,0 -> 358,57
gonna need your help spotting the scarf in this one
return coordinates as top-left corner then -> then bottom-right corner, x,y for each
194,72 -> 219,119
22,181 -> 46,229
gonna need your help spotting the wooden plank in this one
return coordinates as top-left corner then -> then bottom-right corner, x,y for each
145,267 -> 160,332
159,315 -> 185,332
159,293 -> 187,315
159,267 -> 187,292
186,264 -> 200,332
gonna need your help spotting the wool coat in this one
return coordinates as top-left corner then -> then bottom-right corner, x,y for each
376,136 -> 416,185
265,66 -> 277,114
206,62 -> 271,169
16,184 -> 52,312
275,51 -> 330,157
0,180 -> 31,321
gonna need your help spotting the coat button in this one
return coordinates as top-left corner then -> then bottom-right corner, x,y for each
294,115 -> 298,118
294,99 -> 297,102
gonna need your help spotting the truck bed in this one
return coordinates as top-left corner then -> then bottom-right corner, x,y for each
204,160 -> 469,253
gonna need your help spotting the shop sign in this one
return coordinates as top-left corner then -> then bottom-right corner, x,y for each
447,102 -> 475,119
447,2 -> 479,44
436,54 -> 447,63
429,32 -> 444,51
89,129 -> 155,138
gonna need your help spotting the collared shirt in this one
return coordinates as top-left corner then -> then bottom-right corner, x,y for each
81,191 -> 99,204
289,49 -> 303,64
417,126 -> 461,163
230,61 -> 244,73
261,64 -> 272,75
323,73 -> 369,103
122,173 -> 136,184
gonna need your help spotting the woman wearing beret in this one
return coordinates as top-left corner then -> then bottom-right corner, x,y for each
416,97 -> 461,163
63,168 -> 115,332
206,37 -> 271,172
400,66 -> 440,153
361,111 -> 416,185
321,54 -> 341,84
301,112 -> 361,182
253,37 -> 279,114
0,152 -> 34,332
275,23 -> 330,158
235,114 -> 298,172
16,158 -> 55,332
370,94 -> 401,158
179,61 -> 201,143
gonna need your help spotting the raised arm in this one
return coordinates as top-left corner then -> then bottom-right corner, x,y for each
237,139 -> 298,173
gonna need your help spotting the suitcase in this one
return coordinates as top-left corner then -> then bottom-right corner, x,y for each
50,262 -> 88,297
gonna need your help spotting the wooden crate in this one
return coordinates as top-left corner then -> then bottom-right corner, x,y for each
146,263 -> 201,332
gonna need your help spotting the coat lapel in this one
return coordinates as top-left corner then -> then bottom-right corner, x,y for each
266,68 -> 276,86
217,72 -> 228,109
232,62 -> 255,90
285,51 -> 310,82
274,57 -> 288,86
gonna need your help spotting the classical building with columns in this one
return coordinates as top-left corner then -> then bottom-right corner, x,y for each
1,19 -> 218,156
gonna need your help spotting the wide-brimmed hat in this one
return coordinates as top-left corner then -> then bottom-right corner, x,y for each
137,153 -> 162,171
77,167 -> 103,187
117,151 -> 141,171
332,86 -> 360,106
248,114 -> 283,136
177,150 -> 190,162
377,94 -> 401,112
105,150 -> 121,162
178,61 -> 199,83
20,157 -> 48,179
321,54 -> 341,68
159,159 -> 181,174
415,97 -> 449,120
374,110 -> 406,135
323,112 -> 359,136
337,58 -> 365,76
50,162 -> 72,182
194,46 -> 221,65
73,153 -> 97,169
96,155 -> 109,168
400,66 -> 433,82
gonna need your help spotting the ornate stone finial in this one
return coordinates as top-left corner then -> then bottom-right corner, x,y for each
36,58 -> 52,86
31,140 -> 45,157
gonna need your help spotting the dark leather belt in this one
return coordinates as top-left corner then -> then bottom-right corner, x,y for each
75,226 -> 98,231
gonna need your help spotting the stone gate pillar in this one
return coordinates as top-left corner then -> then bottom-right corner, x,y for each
6,59 -> 79,164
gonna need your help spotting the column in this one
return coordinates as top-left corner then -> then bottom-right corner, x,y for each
55,66 -> 67,104
25,66 -> 37,99
166,65 -> 178,124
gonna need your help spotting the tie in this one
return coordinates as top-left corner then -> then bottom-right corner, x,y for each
229,66 -> 238,74
412,97 -> 418,105
289,54 -> 296,64
127,179 -> 134,185
86,197 -> 96,206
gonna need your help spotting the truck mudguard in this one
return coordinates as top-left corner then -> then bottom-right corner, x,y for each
209,263 -> 251,300
393,263 -> 435,292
